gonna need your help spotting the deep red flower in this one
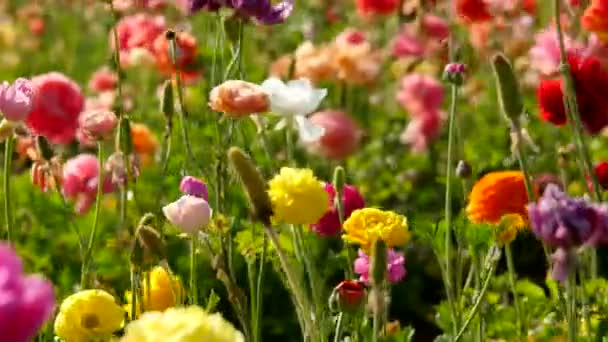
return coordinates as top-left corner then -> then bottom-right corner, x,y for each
522,0 -> 537,14
355,0 -> 399,16
595,161 -> 608,190
334,280 -> 365,312
456,0 -> 492,23
537,54 -> 608,134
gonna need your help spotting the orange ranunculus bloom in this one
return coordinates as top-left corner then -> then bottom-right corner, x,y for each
466,171 -> 529,224
152,31 -> 200,83
582,0 -> 608,42
131,123 -> 158,165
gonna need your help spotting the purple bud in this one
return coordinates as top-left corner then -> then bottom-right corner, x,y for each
179,176 -> 209,200
444,63 -> 466,74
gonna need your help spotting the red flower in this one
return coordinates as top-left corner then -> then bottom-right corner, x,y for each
595,161 -> 608,189
522,0 -> 536,14
334,280 -> 365,312
355,0 -> 399,16
456,0 -> 492,23
26,72 -> 84,144
537,54 -> 608,134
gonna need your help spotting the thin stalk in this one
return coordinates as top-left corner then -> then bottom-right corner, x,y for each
295,226 -> 324,336
80,142 -> 104,289
3,135 -> 14,242
554,0 -> 601,279
190,236 -> 198,305
333,313 -> 344,342
578,267 -> 592,342
505,245 -> 525,339
253,234 -> 267,342
566,272 -> 577,342
130,266 -> 138,320
285,127 -> 295,166
372,286 -> 384,342
336,187 -> 354,279
444,84 -> 459,334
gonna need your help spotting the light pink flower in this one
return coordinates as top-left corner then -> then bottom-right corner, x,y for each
0,78 -> 35,122
586,34 -> 608,70
0,243 -> 55,342
88,67 -> 118,93
112,14 -> 166,67
26,72 -> 84,144
78,109 -> 118,141
353,248 -> 406,284
62,154 -> 114,214
162,195 -> 212,234
396,74 -> 444,116
306,110 -> 362,160
400,111 -> 444,153
529,28 -> 583,77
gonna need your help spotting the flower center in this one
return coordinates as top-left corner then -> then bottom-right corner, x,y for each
81,313 -> 100,329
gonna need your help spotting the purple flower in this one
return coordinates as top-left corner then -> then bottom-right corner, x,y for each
0,243 -> 55,342
188,0 -> 223,13
231,0 -> 294,25
550,247 -> 577,283
527,184 -> 607,248
179,176 -> 209,200
353,249 -> 406,285
310,183 -> 365,237
0,78 -> 35,122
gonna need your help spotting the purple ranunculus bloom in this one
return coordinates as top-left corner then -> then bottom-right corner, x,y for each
353,248 -> 406,285
0,243 -> 55,342
231,0 -> 294,25
527,184 -> 607,248
179,176 -> 209,200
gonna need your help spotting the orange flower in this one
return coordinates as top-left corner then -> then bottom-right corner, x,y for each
582,0 -> 608,42
152,31 -> 200,82
466,171 -> 529,224
131,123 -> 158,165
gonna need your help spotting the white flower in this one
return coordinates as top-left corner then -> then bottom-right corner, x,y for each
260,77 -> 327,142
162,195 -> 212,234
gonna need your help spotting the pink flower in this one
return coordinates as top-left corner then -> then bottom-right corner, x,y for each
586,34 -> 608,70
306,110 -> 362,160
179,176 -> 209,200
62,154 -> 114,214
353,248 -> 406,284
529,28 -> 583,77
26,72 -> 84,144
88,67 -> 118,93
162,195 -> 212,234
78,109 -> 118,142
0,78 -> 35,122
310,183 -> 365,237
393,15 -> 449,58
0,243 -> 55,342
396,74 -> 444,115
113,14 -> 166,67
400,111 -> 444,153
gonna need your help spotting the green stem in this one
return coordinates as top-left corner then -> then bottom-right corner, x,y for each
285,126 -> 295,166
336,186 -> 354,279
80,142 -> 104,289
190,236 -> 198,305
444,84 -> 459,334
130,266 -> 138,320
505,244 -> 525,339
372,286 -> 384,342
566,271 -> 577,342
253,234 -> 267,342
3,135 -> 13,242
333,313 -> 344,342
294,226 -> 324,336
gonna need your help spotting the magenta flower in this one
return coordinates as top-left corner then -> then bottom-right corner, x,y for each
189,0 -> 294,25
0,78 -> 35,122
310,183 -> 365,237
0,243 -> 55,342
62,154 -> 114,215
179,176 -> 209,200
353,248 -> 406,285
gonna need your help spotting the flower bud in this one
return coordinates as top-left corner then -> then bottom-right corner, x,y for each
442,63 -> 466,86
331,280 -> 365,313
160,80 -> 174,122
370,239 -> 387,287
136,225 -> 166,259
332,166 -> 346,198
79,109 -> 118,141
456,160 -> 472,179
491,54 -> 523,122
227,147 -> 273,225
35,135 -> 54,161
116,117 -> 133,155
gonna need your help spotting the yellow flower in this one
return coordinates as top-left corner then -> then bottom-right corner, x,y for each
125,266 -> 185,318
342,208 -> 410,253
121,306 -> 245,342
496,213 -> 526,245
54,289 -> 124,342
268,167 -> 329,225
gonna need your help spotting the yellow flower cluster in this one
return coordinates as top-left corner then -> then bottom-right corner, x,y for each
121,306 -> 245,342
268,167 -> 329,225
54,289 -> 124,342
342,208 -> 410,253
125,266 -> 185,318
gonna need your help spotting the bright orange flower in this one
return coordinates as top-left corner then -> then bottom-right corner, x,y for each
131,123 -> 158,165
466,171 -> 529,224
152,31 -> 200,83
582,0 -> 608,42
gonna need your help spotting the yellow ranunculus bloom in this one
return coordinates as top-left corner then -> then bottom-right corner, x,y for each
121,306 -> 245,342
54,289 -> 124,342
268,167 -> 329,225
125,266 -> 185,318
496,213 -> 526,245
342,208 -> 410,253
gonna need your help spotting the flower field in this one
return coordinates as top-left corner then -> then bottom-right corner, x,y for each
3,0 -> 608,341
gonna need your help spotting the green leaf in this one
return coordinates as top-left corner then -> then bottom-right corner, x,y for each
516,279 -> 546,300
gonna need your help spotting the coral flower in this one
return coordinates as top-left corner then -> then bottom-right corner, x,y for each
121,306 -> 244,342
54,289 -> 125,342
582,0 -> 608,42
268,167 -> 329,225
88,67 -> 118,93
466,171 -> 529,224
113,14 -> 166,66
152,31 -> 199,81
456,0 -> 492,23
306,110 -> 362,160
26,72 -> 84,144
131,123 -> 158,165
537,53 -> 608,134
0,243 -> 55,342
356,0 -> 399,16
342,208 -> 410,253
125,266 -> 184,318
209,80 -> 270,117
